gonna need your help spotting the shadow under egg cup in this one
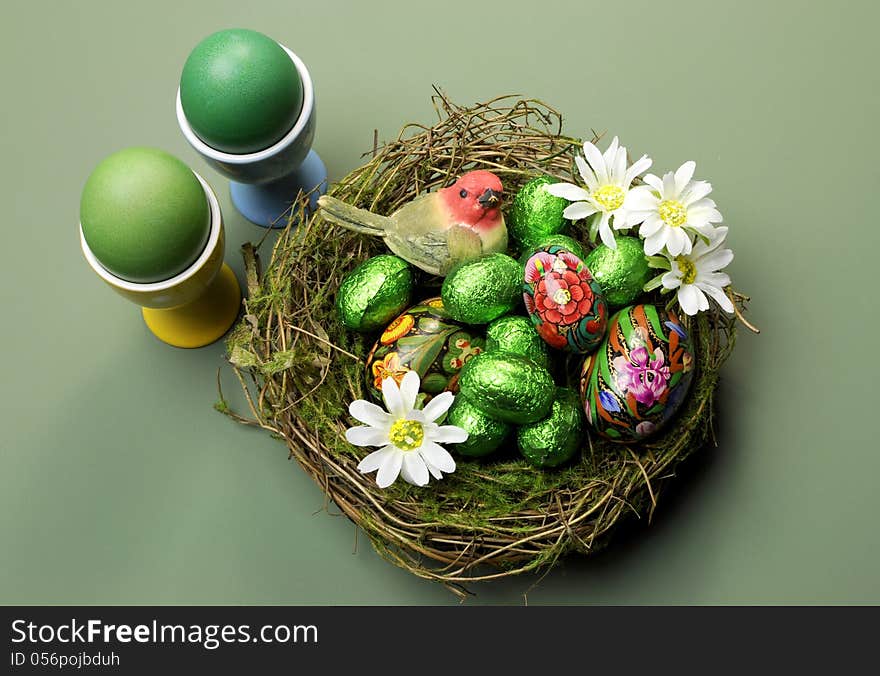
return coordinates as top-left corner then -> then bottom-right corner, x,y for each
176,45 -> 327,228
79,173 -> 242,348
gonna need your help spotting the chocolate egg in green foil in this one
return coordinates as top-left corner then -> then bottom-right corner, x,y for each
485,315 -> 549,369
441,253 -> 522,324
583,236 -> 652,309
446,395 -> 511,457
517,387 -> 583,468
458,351 -> 555,424
509,176 -> 569,249
518,234 -> 589,265
580,304 -> 695,442
365,298 -> 484,401
336,255 -> 413,332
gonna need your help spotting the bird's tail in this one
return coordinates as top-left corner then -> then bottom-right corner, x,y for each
317,195 -> 389,236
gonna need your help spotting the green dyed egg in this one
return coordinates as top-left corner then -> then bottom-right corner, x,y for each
509,176 -> 569,249
441,253 -> 521,324
80,147 -> 210,283
446,395 -> 511,457
518,234 -> 590,266
517,388 -> 583,468
336,255 -> 413,332
584,236 -> 652,309
485,315 -> 549,369
459,351 -> 555,424
180,29 -> 303,154
365,298 -> 485,401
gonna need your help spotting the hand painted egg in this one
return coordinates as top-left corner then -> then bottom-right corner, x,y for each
579,304 -> 695,442
523,245 -> 608,353
365,298 -> 485,402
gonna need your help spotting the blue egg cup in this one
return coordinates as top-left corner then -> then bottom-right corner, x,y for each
177,45 -> 327,229
229,149 -> 327,228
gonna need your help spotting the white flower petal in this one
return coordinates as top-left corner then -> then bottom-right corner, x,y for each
612,145 -> 627,183
662,171 -> 678,199
610,208 -> 630,231
674,161 -> 696,194
624,185 -> 659,211
348,399 -> 393,428
401,452 -> 430,486
661,270 -> 682,289
677,284 -> 701,315
624,155 -> 653,186
424,460 -> 444,480
643,229 -> 667,256
698,271 -> 732,288
639,214 -> 664,237
419,442 -> 456,474
376,449 -> 404,488
546,182 -> 591,202
597,212 -> 617,248
667,228 -> 692,256
643,174 -> 663,192
574,155 -> 598,191
681,180 -> 712,206
381,377 -> 406,418
697,282 -> 735,312
357,445 -> 396,474
582,140 -> 609,183
398,370 -> 420,412
430,424 -> 469,444
562,201 -> 598,221
697,248 -> 734,273
603,136 -> 620,170
422,391 -> 454,423
345,426 -> 389,447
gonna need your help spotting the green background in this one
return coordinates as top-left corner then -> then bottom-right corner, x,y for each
2,0 -> 878,604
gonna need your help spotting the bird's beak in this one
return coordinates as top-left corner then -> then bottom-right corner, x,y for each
478,188 -> 501,207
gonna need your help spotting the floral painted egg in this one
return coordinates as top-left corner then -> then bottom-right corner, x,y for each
579,304 -> 695,442
365,297 -> 485,402
523,245 -> 608,353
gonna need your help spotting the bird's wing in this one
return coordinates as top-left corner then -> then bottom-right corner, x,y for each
385,229 -> 451,277
445,225 -> 484,264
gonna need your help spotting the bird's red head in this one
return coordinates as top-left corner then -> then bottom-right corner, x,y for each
439,170 -> 504,230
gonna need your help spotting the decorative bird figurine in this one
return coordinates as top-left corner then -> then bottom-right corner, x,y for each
317,170 -> 507,276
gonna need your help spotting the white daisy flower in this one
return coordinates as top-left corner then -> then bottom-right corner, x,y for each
346,371 -> 467,488
545,136 -> 652,249
660,226 -> 734,315
625,160 -> 723,256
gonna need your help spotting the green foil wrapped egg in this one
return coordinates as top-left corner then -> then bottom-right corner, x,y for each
336,255 -> 413,332
509,176 -> 569,249
518,234 -> 590,265
446,395 -> 511,457
365,298 -> 484,401
517,387 -> 583,468
459,351 -> 555,424
485,315 -> 550,369
584,236 -> 652,309
441,253 -> 522,324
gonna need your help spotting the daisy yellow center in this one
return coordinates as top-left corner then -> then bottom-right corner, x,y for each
553,288 -> 571,305
658,199 -> 687,227
677,257 -> 697,285
389,419 -> 424,451
592,184 -> 625,211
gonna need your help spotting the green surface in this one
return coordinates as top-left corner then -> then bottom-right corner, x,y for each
80,146 -> 210,282
1,0 -> 879,604
180,28 -> 303,153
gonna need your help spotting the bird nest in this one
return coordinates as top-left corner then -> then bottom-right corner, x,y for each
221,91 -> 751,596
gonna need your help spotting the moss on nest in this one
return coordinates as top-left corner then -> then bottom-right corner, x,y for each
221,90 -> 749,596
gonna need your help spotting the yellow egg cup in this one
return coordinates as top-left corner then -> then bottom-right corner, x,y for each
79,172 -> 241,348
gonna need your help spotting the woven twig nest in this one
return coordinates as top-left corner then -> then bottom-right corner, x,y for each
223,91 -> 745,596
